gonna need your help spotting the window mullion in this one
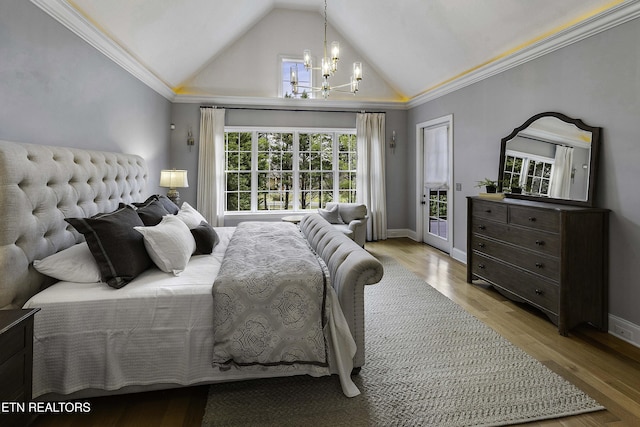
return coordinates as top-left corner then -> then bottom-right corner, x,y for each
251,131 -> 258,212
333,132 -> 339,202
293,131 -> 300,211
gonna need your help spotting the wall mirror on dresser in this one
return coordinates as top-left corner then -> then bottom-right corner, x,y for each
468,112 -> 608,336
497,111 -> 601,206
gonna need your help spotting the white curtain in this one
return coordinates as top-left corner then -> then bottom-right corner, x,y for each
197,107 -> 226,226
549,146 -> 574,199
424,125 -> 449,190
356,113 -> 387,241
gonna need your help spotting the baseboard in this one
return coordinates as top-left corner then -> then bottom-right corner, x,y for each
451,248 -> 467,264
386,229 -> 414,239
609,315 -> 640,348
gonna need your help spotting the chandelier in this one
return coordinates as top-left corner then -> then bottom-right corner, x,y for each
289,0 -> 363,99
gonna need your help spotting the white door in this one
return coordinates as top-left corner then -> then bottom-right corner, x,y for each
417,116 -> 453,253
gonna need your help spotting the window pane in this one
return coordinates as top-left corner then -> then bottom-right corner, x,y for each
239,173 -> 251,191
282,60 -> 312,99
239,193 -> 251,211
239,133 -> 252,151
299,134 -> 309,151
226,172 -> 238,191
226,193 -> 238,211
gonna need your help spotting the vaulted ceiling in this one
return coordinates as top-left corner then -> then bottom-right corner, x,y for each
33,0 -> 635,106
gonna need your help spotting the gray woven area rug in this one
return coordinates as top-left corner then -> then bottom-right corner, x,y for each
202,255 -> 604,427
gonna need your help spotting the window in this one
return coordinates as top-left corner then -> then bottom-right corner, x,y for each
504,151 -> 553,197
280,58 -> 313,99
224,128 -> 357,213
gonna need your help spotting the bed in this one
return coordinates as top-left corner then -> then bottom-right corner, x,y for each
0,140 -> 384,400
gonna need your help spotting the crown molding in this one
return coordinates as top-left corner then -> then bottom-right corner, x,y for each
407,0 -> 640,108
173,94 -> 407,110
31,0 -> 640,109
30,0 -> 176,101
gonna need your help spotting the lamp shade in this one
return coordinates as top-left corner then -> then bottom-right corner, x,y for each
159,170 -> 188,189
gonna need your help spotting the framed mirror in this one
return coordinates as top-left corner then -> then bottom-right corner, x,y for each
498,112 -> 601,207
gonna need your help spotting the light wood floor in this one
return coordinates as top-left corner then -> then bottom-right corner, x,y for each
32,238 -> 640,427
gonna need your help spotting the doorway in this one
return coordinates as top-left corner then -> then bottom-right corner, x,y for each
416,115 -> 453,253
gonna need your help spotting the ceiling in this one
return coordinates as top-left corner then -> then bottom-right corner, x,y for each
35,0 -> 635,105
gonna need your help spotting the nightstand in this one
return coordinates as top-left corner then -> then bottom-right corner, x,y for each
0,308 -> 39,427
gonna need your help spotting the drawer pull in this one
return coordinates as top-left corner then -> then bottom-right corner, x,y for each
535,240 -> 545,246
535,289 -> 544,295
478,242 -> 485,248
484,209 -> 492,213
478,225 -> 486,230
528,217 -> 537,222
478,264 -> 486,269
535,262 -> 544,268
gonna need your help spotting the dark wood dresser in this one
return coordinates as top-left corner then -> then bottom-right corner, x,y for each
467,196 -> 609,335
0,308 -> 39,427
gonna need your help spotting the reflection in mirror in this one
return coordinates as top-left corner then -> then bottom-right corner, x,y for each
498,112 -> 601,207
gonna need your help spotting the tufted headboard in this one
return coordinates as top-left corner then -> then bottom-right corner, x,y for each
0,140 -> 148,309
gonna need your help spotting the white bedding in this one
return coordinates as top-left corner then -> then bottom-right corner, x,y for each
23,226 -> 358,399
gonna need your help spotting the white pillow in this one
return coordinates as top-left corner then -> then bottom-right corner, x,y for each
318,205 -> 342,224
33,242 -> 102,283
134,215 -> 196,276
176,201 -> 207,229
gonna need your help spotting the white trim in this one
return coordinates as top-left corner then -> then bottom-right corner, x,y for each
609,314 -> 640,348
386,229 -> 412,239
31,0 -> 640,107
415,115 -> 454,254
450,248 -> 467,265
407,0 -> 640,108
30,0 -> 175,101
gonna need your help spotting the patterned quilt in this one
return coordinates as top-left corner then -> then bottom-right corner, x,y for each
211,221 -> 329,370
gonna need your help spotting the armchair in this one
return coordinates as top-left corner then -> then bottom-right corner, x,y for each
323,202 -> 368,247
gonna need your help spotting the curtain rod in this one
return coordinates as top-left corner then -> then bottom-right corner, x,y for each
199,106 -> 385,114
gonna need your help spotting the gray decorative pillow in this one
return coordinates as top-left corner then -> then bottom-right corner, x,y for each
318,205 -> 342,224
134,194 -> 179,215
131,199 -> 170,226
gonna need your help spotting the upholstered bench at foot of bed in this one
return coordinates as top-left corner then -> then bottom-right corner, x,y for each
299,213 -> 383,368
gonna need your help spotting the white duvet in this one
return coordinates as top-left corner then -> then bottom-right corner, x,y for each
23,227 -> 358,399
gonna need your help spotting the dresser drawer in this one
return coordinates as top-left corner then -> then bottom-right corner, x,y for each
472,254 -> 559,314
472,200 -> 507,223
0,352 -> 26,401
509,205 -> 560,233
471,217 -> 560,257
472,235 -> 560,281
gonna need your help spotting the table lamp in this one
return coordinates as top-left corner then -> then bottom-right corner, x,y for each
159,169 -> 188,206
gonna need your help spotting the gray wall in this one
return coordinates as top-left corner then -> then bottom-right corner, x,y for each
170,104 -> 407,228
0,0 -> 171,196
407,17 -> 640,326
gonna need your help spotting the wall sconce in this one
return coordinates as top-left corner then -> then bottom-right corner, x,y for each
159,169 -> 188,206
390,130 -> 397,152
187,129 -> 194,151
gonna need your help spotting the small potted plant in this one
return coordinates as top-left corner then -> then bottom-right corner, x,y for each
501,178 -> 522,194
509,182 -> 522,194
476,178 -> 499,193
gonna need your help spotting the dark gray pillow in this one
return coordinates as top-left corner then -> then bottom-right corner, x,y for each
133,199 -> 170,226
65,205 -> 152,289
134,194 -> 179,215
190,221 -> 219,255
